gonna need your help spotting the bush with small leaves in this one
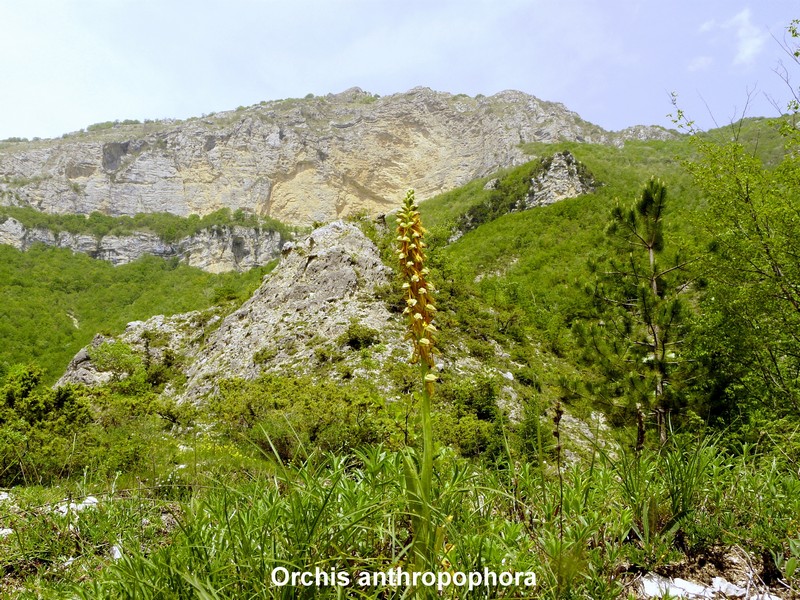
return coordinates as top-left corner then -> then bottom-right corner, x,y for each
337,320 -> 381,350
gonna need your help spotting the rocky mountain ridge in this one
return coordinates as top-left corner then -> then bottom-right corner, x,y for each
1,87 -> 676,226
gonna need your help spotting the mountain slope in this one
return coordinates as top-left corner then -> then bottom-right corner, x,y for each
0,87 -> 674,226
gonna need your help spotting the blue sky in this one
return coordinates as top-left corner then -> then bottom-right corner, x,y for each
0,0 -> 797,140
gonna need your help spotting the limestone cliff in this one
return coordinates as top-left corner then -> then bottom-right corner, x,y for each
0,215 -> 284,272
0,88 -> 675,226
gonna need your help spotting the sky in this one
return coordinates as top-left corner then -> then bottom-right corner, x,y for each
0,0 -> 797,140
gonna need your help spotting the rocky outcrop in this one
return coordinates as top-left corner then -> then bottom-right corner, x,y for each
524,150 -> 596,208
57,339 -> 115,388
178,226 -> 284,272
58,221 -> 407,401
454,150 -> 597,239
56,311 -> 219,389
180,220 -> 404,401
0,216 -> 284,272
615,124 -> 677,144
0,88 -> 676,226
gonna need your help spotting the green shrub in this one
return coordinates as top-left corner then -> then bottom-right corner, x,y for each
439,374 -> 500,422
89,341 -> 141,379
0,365 -> 92,485
210,374 -> 403,462
465,337 -> 494,359
337,320 -> 380,350
434,412 -> 495,457
252,346 -> 278,365
314,345 -> 344,363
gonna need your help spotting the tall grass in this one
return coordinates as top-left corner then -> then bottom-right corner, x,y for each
2,432 -> 798,598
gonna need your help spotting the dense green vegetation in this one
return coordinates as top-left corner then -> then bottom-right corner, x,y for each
2,379 -> 799,597
418,136 -> 705,439
0,245 -> 276,382
0,206 -> 297,244
420,115 -> 798,433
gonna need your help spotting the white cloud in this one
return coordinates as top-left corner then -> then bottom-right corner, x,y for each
698,19 -> 717,33
723,8 -> 767,67
688,56 -> 714,72
695,8 -> 768,69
